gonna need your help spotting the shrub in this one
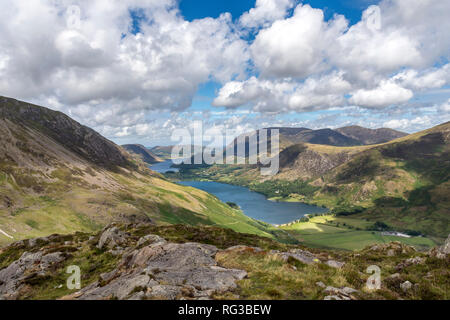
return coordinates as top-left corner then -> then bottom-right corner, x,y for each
226,202 -> 239,209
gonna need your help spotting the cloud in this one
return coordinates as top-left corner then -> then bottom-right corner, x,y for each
239,0 -> 296,29
250,4 -> 347,78
393,64 -> 450,91
0,0 -> 449,144
349,80 -> 414,108
213,71 -> 351,112
439,99 -> 450,113
214,0 -> 450,112
383,116 -> 432,131
0,0 -> 249,116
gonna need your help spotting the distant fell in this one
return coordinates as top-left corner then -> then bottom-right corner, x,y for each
122,144 -> 161,164
336,125 -> 407,145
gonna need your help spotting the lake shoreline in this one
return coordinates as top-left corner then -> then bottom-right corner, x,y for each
150,160 -> 329,225
178,180 -> 328,226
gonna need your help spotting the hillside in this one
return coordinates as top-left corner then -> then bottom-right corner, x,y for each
282,128 -> 363,147
0,223 -> 448,300
0,96 -> 289,246
151,145 -> 212,160
313,122 -> 450,237
222,125 -> 404,162
0,97 -> 132,170
150,145 -> 179,160
174,122 -> 450,240
122,144 -> 161,165
336,126 -> 407,145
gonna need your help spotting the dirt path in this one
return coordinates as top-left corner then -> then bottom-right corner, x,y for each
0,228 -> 13,239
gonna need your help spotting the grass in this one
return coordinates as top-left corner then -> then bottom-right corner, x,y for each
20,241 -> 121,300
216,250 -> 336,300
1,223 -> 448,300
0,160 -> 297,246
281,215 -> 436,251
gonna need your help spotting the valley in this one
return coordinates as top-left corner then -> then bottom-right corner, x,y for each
165,122 -> 450,249
0,97 -> 290,246
0,96 -> 448,301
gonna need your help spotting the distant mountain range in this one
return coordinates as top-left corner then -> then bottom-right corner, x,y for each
255,125 -> 407,148
149,126 -> 407,162
336,126 -> 408,145
179,122 -> 450,238
150,145 -> 214,161
122,144 -> 161,164
215,125 -> 407,163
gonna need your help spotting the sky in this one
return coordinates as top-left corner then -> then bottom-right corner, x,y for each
0,0 -> 449,147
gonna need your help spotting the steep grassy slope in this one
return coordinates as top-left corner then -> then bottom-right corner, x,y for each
310,122 -> 450,238
0,97 -> 288,246
0,97 -> 132,170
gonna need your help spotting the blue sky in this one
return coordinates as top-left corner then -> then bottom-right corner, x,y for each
180,0 -> 379,25
1,0 -> 449,146
179,0 -> 382,113
171,0 -> 448,146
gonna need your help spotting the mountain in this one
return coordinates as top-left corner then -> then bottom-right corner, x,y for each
150,145 -> 177,160
276,143 -> 357,180
150,145 -> 211,160
270,127 -> 363,147
0,97 -> 132,170
122,144 -> 161,165
0,96 -> 287,246
315,122 -> 450,237
336,125 -> 408,145
177,122 -> 450,239
225,125 -> 403,159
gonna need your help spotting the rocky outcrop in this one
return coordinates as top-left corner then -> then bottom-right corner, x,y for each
0,251 -> 67,299
97,226 -> 129,250
64,235 -> 247,300
270,248 -> 319,265
367,242 -> 416,256
400,281 -> 413,292
428,234 -> 450,259
323,286 -> 359,300
326,260 -> 345,269
396,256 -> 425,271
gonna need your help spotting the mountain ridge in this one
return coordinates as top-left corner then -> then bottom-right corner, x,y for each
0,96 -> 287,246
336,125 -> 408,145
122,144 -> 161,165
0,96 -> 132,170
175,121 -> 450,238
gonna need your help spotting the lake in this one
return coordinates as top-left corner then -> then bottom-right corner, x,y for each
150,160 -> 179,173
179,181 -> 328,225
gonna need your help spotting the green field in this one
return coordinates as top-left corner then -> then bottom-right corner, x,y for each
282,215 -> 436,251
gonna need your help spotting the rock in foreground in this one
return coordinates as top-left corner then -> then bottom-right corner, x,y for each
0,224 -> 448,300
